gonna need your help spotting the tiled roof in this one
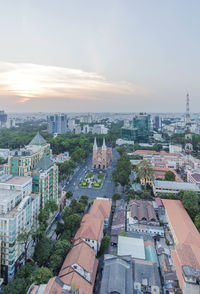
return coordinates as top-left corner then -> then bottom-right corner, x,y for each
129,200 -> 157,222
153,167 -> 182,182
155,197 -> 163,207
75,213 -> 104,243
134,150 -> 159,155
89,198 -> 112,220
60,241 -> 96,275
29,131 -> 47,146
162,199 -> 200,246
163,199 -> 200,290
191,173 -> 200,183
58,241 -> 98,294
36,156 -> 54,171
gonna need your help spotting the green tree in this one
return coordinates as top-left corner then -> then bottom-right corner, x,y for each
4,278 -> 27,294
71,147 -> 85,163
45,199 -> 58,214
119,231 -> 127,237
4,263 -> 37,294
99,236 -> 110,256
64,214 -> 81,232
79,195 -> 88,206
137,160 -> 154,189
195,213 -> 200,231
66,190 -> 73,199
49,254 -> 63,272
112,154 -> 131,191
33,267 -> 52,285
182,191 -> 200,221
112,193 -> 121,201
116,146 -> 126,156
34,237 -> 52,266
17,228 -> 35,262
165,170 -> 175,181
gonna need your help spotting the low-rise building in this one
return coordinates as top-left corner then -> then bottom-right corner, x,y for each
100,255 -> 133,294
153,167 -> 182,182
29,240 -> 98,294
153,180 -> 200,195
53,152 -> 70,163
127,223 -> 164,237
187,171 -> 200,187
74,213 -> 104,253
0,149 -> 10,161
100,254 -> 161,294
89,197 -> 112,228
163,199 -> 200,293
127,200 -> 159,228
92,124 -> 108,135
118,236 -> 145,260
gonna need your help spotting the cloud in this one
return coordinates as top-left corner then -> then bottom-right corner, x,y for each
0,61 -> 147,103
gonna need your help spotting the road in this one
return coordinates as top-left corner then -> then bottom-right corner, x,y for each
64,149 -> 119,201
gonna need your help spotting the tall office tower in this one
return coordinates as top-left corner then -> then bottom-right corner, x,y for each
133,113 -> 151,143
154,115 -> 161,131
0,110 -> 7,128
47,113 -> 67,134
0,175 -> 40,282
184,93 -> 193,154
4,132 -> 58,207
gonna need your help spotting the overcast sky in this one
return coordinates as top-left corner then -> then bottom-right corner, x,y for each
0,0 -> 200,112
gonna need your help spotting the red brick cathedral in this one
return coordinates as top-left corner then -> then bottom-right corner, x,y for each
92,138 -> 112,169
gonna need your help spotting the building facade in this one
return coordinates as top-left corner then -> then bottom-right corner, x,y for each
0,176 -> 40,282
47,113 -> 67,134
92,138 -> 112,169
121,113 -> 150,143
0,111 -> 7,128
4,133 -> 58,207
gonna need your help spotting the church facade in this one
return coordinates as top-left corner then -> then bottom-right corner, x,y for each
92,138 -> 112,169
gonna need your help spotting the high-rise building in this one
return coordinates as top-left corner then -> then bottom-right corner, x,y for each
0,175 -> 40,282
132,113 -> 150,143
47,113 -> 67,134
4,132 -> 58,207
121,113 -> 150,143
32,157 -> 58,207
154,115 -> 161,131
0,111 -> 7,128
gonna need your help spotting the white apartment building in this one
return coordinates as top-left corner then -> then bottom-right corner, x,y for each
0,176 -> 40,282
92,124 -> 108,135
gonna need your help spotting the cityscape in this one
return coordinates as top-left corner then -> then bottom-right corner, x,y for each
0,1 -> 200,294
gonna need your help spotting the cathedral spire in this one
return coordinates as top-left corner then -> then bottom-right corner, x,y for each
102,137 -> 107,151
93,137 -> 98,151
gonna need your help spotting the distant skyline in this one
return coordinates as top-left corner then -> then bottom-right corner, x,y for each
0,0 -> 200,112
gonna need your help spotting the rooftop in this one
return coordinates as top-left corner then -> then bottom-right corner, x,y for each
191,172 -> 200,183
129,200 -> 158,222
36,156 -> 54,171
154,180 -> 200,191
58,240 -> 98,294
163,199 -> 200,289
75,213 -> 104,243
0,174 -> 32,185
28,132 -> 47,146
133,258 -> 161,288
0,188 -> 21,205
100,255 -> 133,294
89,198 -> 112,220
118,236 -> 145,260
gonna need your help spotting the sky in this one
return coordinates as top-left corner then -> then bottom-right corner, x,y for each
0,0 -> 200,113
